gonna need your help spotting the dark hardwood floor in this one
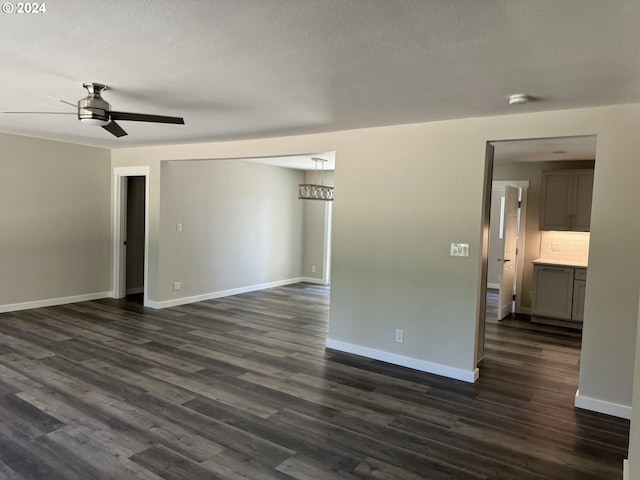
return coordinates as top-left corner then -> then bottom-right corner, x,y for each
0,283 -> 629,479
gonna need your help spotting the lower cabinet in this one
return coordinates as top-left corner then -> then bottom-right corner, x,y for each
572,269 -> 587,322
532,264 -> 586,327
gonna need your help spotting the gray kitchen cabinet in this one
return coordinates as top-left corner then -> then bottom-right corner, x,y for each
539,169 -> 594,231
572,269 -> 587,322
531,265 -> 574,320
532,264 -> 587,327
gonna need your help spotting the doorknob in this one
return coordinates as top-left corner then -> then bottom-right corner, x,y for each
503,259 -> 511,262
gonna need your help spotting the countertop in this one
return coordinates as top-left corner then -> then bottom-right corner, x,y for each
533,258 -> 588,268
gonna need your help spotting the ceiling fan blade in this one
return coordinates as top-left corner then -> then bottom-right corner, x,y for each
2,111 -> 75,114
45,95 -> 77,108
109,111 -> 185,124
102,121 -> 128,138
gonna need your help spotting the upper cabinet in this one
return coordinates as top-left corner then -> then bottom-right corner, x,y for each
539,169 -> 594,231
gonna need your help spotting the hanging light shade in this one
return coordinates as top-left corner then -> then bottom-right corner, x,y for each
299,157 -> 334,201
298,183 -> 334,201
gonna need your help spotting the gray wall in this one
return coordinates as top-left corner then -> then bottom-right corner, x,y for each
157,159 -> 304,304
3,104 -> 636,423
0,133 -> 111,309
112,103 -> 640,417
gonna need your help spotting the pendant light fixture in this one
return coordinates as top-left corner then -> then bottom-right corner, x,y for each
299,157 -> 334,201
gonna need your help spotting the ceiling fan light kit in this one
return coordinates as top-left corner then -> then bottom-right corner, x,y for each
78,83 -> 110,126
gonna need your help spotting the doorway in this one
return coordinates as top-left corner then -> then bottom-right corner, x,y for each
125,176 -> 146,299
113,166 -> 150,305
477,135 -> 596,367
242,152 -> 335,286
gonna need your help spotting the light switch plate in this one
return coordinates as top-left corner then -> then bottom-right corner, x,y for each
450,243 -> 470,257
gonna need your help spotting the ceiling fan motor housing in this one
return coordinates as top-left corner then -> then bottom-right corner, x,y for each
78,83 -> 110,125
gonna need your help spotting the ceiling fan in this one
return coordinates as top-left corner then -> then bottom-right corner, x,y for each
3,82 -> 185,138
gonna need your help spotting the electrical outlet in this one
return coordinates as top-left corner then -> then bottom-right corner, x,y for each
395,329 -> 404,343
311,265 -> 316,273
176,223 -> 183,232
173,282 -> 181,291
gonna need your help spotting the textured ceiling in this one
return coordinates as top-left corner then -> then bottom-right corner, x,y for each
241,152 -> 335,171
492,135 -> 597,164
1,0 -> 640,150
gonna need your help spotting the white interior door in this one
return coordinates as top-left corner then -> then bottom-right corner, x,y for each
498,185 -> 519,319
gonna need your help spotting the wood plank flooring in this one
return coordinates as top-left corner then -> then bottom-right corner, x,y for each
0,283 -> 629,479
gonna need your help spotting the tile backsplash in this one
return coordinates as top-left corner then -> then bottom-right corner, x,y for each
539,231 -> 590,263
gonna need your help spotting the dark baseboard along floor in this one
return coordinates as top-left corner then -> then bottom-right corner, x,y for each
0,283 -> 629,479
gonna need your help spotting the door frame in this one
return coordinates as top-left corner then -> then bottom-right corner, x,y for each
322,201 -> 333,285
113,166 -> 150,305
475,143 -> 494,366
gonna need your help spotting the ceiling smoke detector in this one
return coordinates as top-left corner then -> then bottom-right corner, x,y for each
508,94 -> 529,105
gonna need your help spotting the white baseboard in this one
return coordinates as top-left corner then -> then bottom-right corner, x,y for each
623,459 -> 628,480
126,287 -> 144,295
487,283 -> 500,290
0,291 -> 112,314
575,390 -> 632,419
325,339 -> 478,383
300,277 -> 328,285
146,278 -> 303,309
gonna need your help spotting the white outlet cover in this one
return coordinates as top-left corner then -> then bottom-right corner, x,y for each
395,329 -> 404,343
